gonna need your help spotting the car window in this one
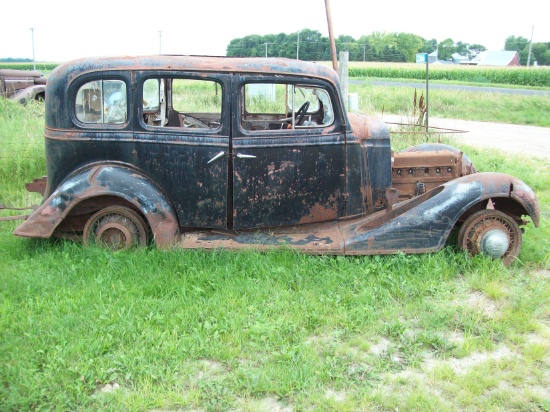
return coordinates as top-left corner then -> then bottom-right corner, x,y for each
241,82 -> 334,132
142,78 -> 222,129
75,80 -> 127,124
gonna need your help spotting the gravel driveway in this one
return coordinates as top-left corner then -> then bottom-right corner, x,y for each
382,114 -> 550,161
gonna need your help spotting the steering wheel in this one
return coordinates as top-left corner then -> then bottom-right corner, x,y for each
294,101 -> 310,125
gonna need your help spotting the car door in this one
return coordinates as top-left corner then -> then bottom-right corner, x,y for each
231,75 -> 347,230
134,72 -> 230,228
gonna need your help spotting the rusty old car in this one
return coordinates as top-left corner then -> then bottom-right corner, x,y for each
8,55 -> 539,264
0,69 -> 46,103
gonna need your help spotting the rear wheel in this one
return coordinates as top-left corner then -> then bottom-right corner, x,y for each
83,206 -> 149,249
458,210 -> 522,266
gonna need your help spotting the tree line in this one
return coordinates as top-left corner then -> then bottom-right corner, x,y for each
505,35 -> 550,66
226,29 -> 548,65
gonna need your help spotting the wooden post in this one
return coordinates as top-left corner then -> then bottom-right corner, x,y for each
338,52 -> 349,110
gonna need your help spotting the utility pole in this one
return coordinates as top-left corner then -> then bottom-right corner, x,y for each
158,31 -> 162,55
30,28 -> 36,71
264,42 -> 270,57
527,25 -> 534,66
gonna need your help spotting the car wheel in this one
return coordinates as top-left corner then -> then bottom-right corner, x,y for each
458,209 -> 522,266
83,206 -> 149,249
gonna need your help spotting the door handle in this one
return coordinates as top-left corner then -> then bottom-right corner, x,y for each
207,151 -> 225,164
236,153 -> 257,159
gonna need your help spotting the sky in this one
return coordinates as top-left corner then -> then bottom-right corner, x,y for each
1,0 -> 548,62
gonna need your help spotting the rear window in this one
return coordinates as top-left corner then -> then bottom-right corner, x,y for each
75,80 -> 127,124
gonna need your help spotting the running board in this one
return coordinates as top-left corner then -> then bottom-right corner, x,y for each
177,223 -> 345,254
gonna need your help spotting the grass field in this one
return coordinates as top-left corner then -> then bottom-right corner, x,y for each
1,88 -> 549,411
349,82 -> 550,127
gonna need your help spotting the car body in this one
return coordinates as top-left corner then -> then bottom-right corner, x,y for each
12,55 -> 539,264
0,69 -> 46,103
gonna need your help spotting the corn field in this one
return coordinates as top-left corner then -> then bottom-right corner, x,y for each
348,62 -> 550,87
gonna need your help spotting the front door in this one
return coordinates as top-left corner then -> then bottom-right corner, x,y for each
231,77 -> 346,229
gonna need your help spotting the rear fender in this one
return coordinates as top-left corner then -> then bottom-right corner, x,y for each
14,165 -> 179,248
11,85 -> 46,103
344,172 -> 539,254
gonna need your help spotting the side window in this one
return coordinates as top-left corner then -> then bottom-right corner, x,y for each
241,83 -> 334,132
75,80 -> 127,124
142,78 -> 222,129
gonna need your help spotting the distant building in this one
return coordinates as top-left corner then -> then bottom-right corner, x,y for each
431,60 -> 457,65
427,50 -> 438,64
451,53 -> 469,64
472,51 -> 520,66
418,50 -> 521,66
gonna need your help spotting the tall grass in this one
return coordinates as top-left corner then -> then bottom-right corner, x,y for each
0,99 -> 45,207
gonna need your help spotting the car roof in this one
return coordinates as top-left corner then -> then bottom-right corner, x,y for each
44,55 -> 342,130
49,55 -> 340,85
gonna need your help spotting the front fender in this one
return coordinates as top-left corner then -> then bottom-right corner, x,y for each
343,172 -> 539,254
14,165 -> 179,248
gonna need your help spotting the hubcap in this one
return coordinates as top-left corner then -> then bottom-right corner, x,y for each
96,222 -> 133,249
480,229 -> 510,259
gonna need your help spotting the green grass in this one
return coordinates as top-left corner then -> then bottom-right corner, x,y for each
350,83 -> 550,127
1,87 -> 549,411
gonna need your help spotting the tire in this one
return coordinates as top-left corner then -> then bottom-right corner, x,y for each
457,210 -> 522,266
83,206 -> 149,249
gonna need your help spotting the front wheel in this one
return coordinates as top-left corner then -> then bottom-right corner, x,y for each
457,210 -> 522,266
83,206 -> 149,249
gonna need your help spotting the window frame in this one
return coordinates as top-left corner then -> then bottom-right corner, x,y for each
237,77 -> 339,137
138,73 -> 225,133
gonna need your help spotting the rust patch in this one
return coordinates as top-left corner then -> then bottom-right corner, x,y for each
299,202 -> 338,225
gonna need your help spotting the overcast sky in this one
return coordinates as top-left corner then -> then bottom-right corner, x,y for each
1,0 -> 548,62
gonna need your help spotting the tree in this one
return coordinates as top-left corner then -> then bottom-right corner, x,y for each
455,41 -> 469,56
530,42 -> 550,66
467,44 -> 486,59
437,38 -> 455,60
420,39 -> 437,54
366,32 -> 397,56
504,35 -> 529,52
395,33 -> 424,62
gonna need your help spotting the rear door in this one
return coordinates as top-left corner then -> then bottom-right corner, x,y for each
134,72 -> 230,228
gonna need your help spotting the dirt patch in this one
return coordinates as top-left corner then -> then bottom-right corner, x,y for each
423,346 -> 516,374
369,337 -> 391,355
237,396 -> 293,412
